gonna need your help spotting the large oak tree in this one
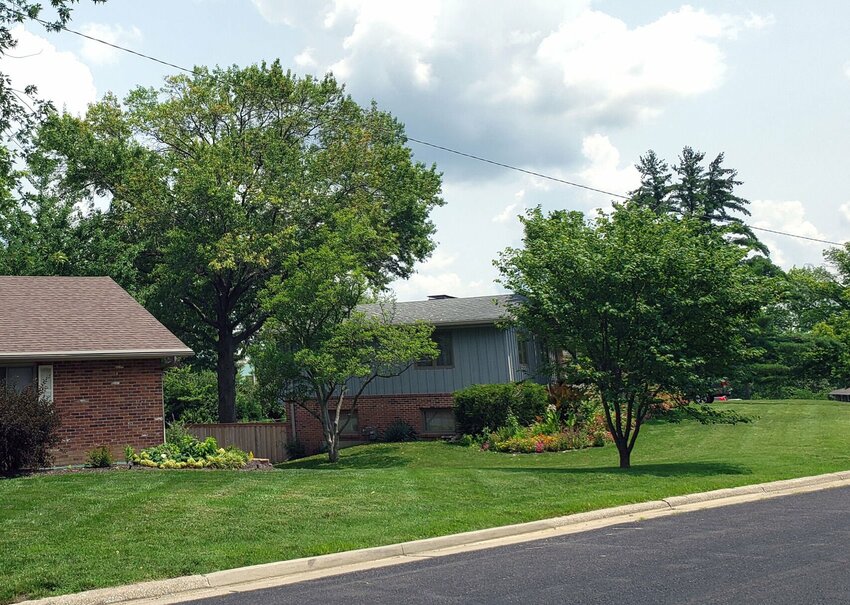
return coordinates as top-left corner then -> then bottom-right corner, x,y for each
39,62 -> 443,421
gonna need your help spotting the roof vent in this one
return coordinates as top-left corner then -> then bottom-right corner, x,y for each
427,294 -> 456,300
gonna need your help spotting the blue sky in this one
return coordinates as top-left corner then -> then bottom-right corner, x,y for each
4,0 -> 848,300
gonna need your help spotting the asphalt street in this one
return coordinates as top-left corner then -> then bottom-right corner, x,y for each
188,485 -> 850,604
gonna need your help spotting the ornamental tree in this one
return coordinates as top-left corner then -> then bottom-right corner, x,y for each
497,206 -> 763,468
252,245 -> 437,462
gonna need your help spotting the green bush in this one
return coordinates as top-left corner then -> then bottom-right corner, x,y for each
285,439 -> 307,460
86,446 -> 113,468
0,385 -> 60,475
453,382 -> 549,435
131,427 -> 250,469
163,366 -> 218,423
486,410 -> 611,453
654,404 -> 753,425
382,419 -> 417,442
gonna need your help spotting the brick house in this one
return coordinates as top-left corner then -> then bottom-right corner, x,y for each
0,276 -> 192,464
286,294 -> 546,453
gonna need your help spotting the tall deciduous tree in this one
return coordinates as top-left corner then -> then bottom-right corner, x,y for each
40,62 -> 443,422
497,206 -> 763,468
252,245 -> 437,462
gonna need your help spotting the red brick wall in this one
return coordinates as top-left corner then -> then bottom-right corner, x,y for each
51,359 -> 165,464
285,393 -> 455,454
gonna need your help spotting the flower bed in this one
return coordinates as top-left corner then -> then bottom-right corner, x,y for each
126,426 -> 251,469
462,404 -> 612,454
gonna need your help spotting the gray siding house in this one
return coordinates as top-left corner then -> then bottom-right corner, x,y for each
357,294 -> 547,395
287,293 -> 547,452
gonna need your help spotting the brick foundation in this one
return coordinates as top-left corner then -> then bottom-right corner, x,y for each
51,358 -> 165,465
285,393 -> 455,454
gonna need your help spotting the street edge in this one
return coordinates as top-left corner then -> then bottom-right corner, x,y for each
19,469 -> 850,605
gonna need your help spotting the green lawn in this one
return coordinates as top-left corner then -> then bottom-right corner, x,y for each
2,399 -> 849,603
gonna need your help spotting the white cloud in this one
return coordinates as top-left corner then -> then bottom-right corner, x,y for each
492,203 -> 518,224
0,26 -> 96,116
251,2 -> 769,169
78,23 -> 142,65
840,202 -> 850,224
294,47 -> 318,69
391,247 -> 500,301
750,200 -> 831,268
577,134 -> 640,199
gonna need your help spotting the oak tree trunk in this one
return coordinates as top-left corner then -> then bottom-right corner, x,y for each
216,328 -> 237,423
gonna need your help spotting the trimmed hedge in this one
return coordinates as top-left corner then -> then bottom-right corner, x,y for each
453,382 -> 549,435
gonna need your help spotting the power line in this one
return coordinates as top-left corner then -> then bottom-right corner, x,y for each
10,8 -> 848,249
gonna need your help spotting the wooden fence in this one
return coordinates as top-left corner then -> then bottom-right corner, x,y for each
186,422 -> 289,463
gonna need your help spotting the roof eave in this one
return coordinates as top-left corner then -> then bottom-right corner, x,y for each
0,349 -> 194,363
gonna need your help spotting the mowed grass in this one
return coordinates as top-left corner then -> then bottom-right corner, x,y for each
2,399 -> 849,603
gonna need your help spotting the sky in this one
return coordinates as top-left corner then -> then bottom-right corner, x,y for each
3,0 -> 849,300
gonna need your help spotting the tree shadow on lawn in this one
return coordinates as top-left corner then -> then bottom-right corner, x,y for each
280,446 -> 408,470
484,461 -> 752,479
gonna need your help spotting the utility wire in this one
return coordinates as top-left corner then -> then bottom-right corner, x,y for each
9,6 -> 848,249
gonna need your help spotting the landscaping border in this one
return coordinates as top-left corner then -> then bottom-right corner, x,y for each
19,470 -> 850,605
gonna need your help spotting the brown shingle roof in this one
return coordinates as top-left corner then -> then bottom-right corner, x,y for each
0,276 -> 192,361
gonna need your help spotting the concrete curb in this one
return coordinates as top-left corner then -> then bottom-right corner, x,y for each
18,470 -> 850,605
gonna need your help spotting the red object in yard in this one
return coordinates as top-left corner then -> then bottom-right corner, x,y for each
715,395 -> 728,402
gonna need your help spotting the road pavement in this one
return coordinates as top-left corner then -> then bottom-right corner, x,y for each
186,485 -> 850,604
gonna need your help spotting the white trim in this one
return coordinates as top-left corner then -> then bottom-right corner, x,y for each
0,348 -> 193,362
37,365 -> 53,403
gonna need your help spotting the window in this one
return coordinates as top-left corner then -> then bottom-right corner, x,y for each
0,366 -> 35,394
337,412 -> 359,435
517,333 -> 530,367
422,408 -> 456,433
417,331 -> 454,368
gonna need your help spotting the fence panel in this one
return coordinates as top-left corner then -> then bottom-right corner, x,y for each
186,422 -> 289,463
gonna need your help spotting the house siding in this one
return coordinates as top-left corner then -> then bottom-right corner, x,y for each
51,358 -> 165,465
354,325 -> 514,396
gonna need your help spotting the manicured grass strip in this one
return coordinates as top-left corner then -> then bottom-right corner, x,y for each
1,400 -> 849,603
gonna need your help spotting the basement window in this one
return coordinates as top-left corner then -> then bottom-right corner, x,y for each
422,408 -> 456,434
337,412 -> 359,436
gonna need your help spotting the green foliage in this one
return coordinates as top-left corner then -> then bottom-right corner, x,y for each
382,420 -> 418,442
38,62 -> 443,422
0,384 -> 60,475
163,366 -> 218,423
452,382 -> 555,436
131,426 -> 249,469
654,404 -> 753,425
253,246 -> 439,461
164,366 -> 279,423
497,205 -> 765,467
485,410 -> 611,453
630,146 -> 765,253
85,446 -> 113,468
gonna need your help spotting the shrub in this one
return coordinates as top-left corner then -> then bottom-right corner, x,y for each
130,429 -> 250,469
286,439 -> 307,460
0,385 -> 60,475
163,366 -> 218,423
382,419 -> 418,442
86,446 -> 113,468
654,404 -> 753,425
485,410 -> 612,454
453,382 -> 548,435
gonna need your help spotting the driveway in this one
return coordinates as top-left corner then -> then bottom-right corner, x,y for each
187,485 -> 850,604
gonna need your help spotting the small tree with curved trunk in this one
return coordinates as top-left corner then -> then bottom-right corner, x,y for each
252,245 -> 438,462
497,206 -> 763,468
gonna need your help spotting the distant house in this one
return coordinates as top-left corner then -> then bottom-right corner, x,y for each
0,277 -> 192,464
829,388 -> 850,403
286,294 -> 545,453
